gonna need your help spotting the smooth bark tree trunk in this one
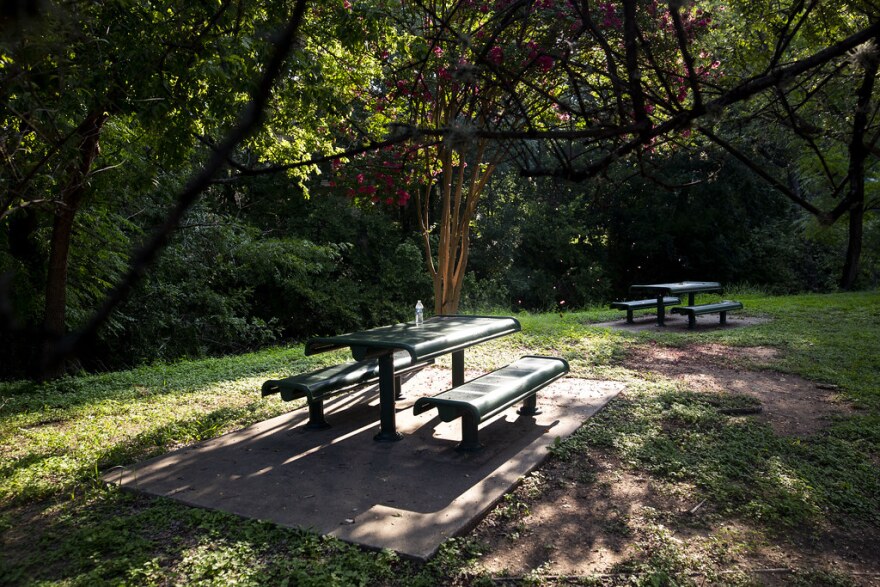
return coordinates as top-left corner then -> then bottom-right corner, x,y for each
418,143 -> 496,316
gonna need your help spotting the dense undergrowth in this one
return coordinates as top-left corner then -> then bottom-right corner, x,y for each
1,290 -> 878,585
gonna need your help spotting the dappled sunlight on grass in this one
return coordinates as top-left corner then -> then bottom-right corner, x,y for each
0,370 -> 302,505
748,456 -> 821,522
1,291 -> 878,584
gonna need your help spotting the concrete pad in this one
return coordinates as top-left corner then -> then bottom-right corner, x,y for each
105,368 -> 623,560
594,314 -> 768,332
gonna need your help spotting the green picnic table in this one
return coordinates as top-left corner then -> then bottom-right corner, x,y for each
304,315 -> 521,442
628,281 -> 722,326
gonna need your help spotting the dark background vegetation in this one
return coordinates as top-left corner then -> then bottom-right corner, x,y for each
3,1 -> 879,380
2,142 -> 877,377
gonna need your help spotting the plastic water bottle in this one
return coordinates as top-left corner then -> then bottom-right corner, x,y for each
415,300 -> 424,326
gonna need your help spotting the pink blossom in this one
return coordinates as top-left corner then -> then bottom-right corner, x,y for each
677,86 -> 688,103
536,54 -> 554,72
598,2 -> 621,28
488,46 -> 504,65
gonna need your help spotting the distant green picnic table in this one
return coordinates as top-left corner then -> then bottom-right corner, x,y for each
617,281 -> 745,328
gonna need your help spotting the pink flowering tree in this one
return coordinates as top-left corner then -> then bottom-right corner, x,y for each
332,0 -> 880,303
333,0 -> 574,314
332,0 -> 723,313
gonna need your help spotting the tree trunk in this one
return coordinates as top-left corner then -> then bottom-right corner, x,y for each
42,109 -> 109,377
839,45 -> 878,290
417,141 -> 497,316
840,202 -> 864,289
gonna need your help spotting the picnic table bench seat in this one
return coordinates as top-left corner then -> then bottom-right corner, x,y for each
262,352 -> 433,429
413,355 -> 569,451
610,296 -> 682,323
670,300 -> 744,329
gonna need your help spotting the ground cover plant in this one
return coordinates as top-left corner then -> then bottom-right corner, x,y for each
1,290 -> 878,585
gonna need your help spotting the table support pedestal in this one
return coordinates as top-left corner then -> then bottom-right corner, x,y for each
374,352 -> 403,442
452,350 -> 465,387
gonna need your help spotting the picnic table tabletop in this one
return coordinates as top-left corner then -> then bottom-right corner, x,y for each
629,281 -> 722,295
305,314 -> 521,362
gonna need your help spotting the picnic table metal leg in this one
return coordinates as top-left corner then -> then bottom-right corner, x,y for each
656,294 -> 666,326
688,292 -> 696,305
452,349 -> 465,387
374,352 -> 402,442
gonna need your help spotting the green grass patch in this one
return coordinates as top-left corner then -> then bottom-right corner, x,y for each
1,290 -> 878,584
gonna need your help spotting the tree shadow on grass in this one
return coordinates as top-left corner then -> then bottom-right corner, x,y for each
573,389 -> 880,530
0,348 -> 339,419
1,488 -> 408,586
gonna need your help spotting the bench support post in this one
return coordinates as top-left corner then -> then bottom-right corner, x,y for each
394,375 -> 403,400
656,294 -> 666,326
457,412 -> 482,452
374,353 -> 403,442
518,393 -> 541,416
687,314 -> 696,329
305,399 -> 331,430
626,309 -> 634,324
720,311 -> 727,325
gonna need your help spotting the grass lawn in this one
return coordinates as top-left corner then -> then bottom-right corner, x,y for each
1,290 -> 878,585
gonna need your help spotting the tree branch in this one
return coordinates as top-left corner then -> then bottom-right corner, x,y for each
698,126 -> 828,220
519,19 -> 880,180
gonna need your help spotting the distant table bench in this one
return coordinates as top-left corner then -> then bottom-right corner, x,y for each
628,281 -> 723,326
610,296 -> 681,324
412,355 -> 569,451
262,352 -> 432,429
670,300 -> 744,329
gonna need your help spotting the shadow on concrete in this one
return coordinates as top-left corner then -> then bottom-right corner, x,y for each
105,369 -> 623,560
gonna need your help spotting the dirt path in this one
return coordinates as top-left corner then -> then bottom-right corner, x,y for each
471,344 -> 880,585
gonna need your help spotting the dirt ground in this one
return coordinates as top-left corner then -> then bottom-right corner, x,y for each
470,344 -> 880,585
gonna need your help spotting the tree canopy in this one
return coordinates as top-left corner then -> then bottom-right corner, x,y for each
1,0 -> 878,377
